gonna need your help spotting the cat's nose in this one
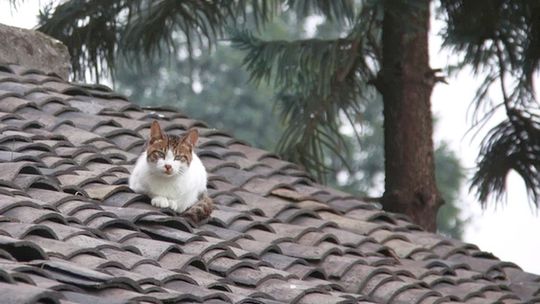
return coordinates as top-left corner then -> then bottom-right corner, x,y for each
164,164 -> 172,172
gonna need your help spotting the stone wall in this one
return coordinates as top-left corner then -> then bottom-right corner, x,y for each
0,23 -> 70,80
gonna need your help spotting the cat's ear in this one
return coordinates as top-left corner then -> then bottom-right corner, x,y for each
149,120 -> 165,144
182,129 -> 199,147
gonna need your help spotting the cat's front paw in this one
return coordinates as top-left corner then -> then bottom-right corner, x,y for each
168,200 -> 188,213
151,196 -> 170,209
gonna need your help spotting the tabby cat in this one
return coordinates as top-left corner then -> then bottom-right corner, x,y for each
129,120 -> 213,223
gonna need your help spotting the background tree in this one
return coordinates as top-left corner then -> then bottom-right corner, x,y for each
115,45 -> 283,150
19,0 -> 536,231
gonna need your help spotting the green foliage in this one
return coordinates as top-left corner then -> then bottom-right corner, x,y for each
115,45 -> 283,150
33,0 -> 356,82
35,0 -> 282,81
229,4 -> 380,179
232,30 -> 366,98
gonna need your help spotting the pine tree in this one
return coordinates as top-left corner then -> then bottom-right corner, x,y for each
230,1 -> 443,230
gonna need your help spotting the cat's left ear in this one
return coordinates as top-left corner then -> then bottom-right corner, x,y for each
182,129 -> 199,148
149,120 -> 165,144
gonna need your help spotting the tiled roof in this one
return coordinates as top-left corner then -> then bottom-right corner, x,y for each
0,62 -> 537,304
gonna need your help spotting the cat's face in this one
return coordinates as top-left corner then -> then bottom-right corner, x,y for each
145,121 -> 199,177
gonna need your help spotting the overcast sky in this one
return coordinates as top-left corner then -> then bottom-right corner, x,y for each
1,1 -> 539,275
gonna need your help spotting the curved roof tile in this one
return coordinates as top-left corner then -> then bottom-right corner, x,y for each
0,63 -> 537,304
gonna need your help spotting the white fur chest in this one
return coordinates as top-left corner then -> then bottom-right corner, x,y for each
129,152 -> 208,212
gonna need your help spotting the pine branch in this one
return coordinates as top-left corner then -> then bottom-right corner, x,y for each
230,16 -> 379,180
32,0 -> 358,81
35,0 -> 282,81
230,29 -> 376,99
37,0 -> 128,81
440,0 -> 540,207
471,108 -> 540,207
275,92 -> 354,181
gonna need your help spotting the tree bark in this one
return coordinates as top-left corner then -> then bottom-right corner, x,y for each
380,0 -> 443,231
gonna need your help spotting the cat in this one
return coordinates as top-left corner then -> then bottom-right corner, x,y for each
129,120 -> 213,224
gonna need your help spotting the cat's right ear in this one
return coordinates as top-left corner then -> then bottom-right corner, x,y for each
149,121 -> 165,144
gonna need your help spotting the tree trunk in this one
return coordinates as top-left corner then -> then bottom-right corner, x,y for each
380,0 -> 443,232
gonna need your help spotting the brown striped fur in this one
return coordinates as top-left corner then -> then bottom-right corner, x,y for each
182,192 -> 214,224
146,121 -> 195,165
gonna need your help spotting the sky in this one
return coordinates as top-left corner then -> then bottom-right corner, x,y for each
1,2 -> 539,274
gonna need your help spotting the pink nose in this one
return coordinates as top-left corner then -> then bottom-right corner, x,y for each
164,164 -> 172,171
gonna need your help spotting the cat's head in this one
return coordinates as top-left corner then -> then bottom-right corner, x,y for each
145,120 -> 199,177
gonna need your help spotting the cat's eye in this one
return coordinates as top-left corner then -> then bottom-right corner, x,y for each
175,155 -> 188,162
153,151 -> 165,158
